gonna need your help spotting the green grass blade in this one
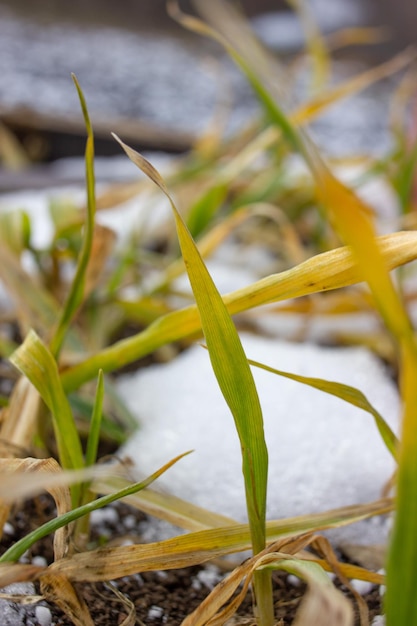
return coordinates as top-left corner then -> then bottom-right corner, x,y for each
247,357 -> 398,460
49,75 -> 96,358
186,181 -> 228,238
84,370 -> 104,469
0,209 -> 31,254
385,340 -> 417,625
10,330 -> 84,488
76,370 -> 105,539
394,137 -> 417,212
112,134 -> 273,625
0,451 -> 190,564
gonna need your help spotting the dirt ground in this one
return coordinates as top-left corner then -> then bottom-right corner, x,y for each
1,495 -> 383,625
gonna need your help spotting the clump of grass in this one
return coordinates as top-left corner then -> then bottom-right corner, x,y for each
1,0 -> 417,624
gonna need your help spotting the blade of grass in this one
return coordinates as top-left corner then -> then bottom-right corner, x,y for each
293,47 -> 416,127
0,451 -> 190,564
10,330 -> 84,505
0,209 -> 30,254
90,478 -> 237,531
49,74 -> 96,358
310,142 -> 417,626
173,9 -> 417,622
76,369 -> 105,541
47,498 -> 392,582
246,356 -> 398,459
385,339 -> 417,624
112,134 -> 273,625
60,230 -> 417,392
286,0 -> 330,92
0,242 -> 62,333
84,369 -> 104,469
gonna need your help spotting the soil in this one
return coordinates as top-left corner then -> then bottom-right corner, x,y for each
0,495 -> 383,625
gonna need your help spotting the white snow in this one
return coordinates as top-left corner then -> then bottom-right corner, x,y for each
118,332 -> 398,547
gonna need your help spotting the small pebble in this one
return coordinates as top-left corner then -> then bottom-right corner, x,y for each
35,605 -> 52,626
122,514 -> 137,530
89,507 -> 119,525
148,605 -> 164,620
351,578 -> 374,595
195,565 -> 222,590
2,522 -> 14,535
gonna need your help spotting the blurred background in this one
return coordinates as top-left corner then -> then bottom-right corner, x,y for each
2,0 -> 415,48
0,0 -> 414,185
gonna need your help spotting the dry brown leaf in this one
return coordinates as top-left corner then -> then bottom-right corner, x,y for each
292,583 -> 353,626
40,571 -> 94,626
0,457 -> 71,560
182,535 -> 314,625
0,377 -> 42,452
0,591 -> 44,605
105,582 -> 137,626
311,535 -> 368,626
0,464 -> 123,503
0,563 -> 44,588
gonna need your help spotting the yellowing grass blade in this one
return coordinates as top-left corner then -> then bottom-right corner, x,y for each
47,498 -> 392,582
292,47 -> 416,127
286,0 -> 330,92
247,356 -> 398,459
61,230 -> 417,392
314,162 -> 412,338
10,329 -> 84,504
89,478 -> 237,531
325,26 -> 391,50
111,133 -> 273,623
310,155 -> 417,626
